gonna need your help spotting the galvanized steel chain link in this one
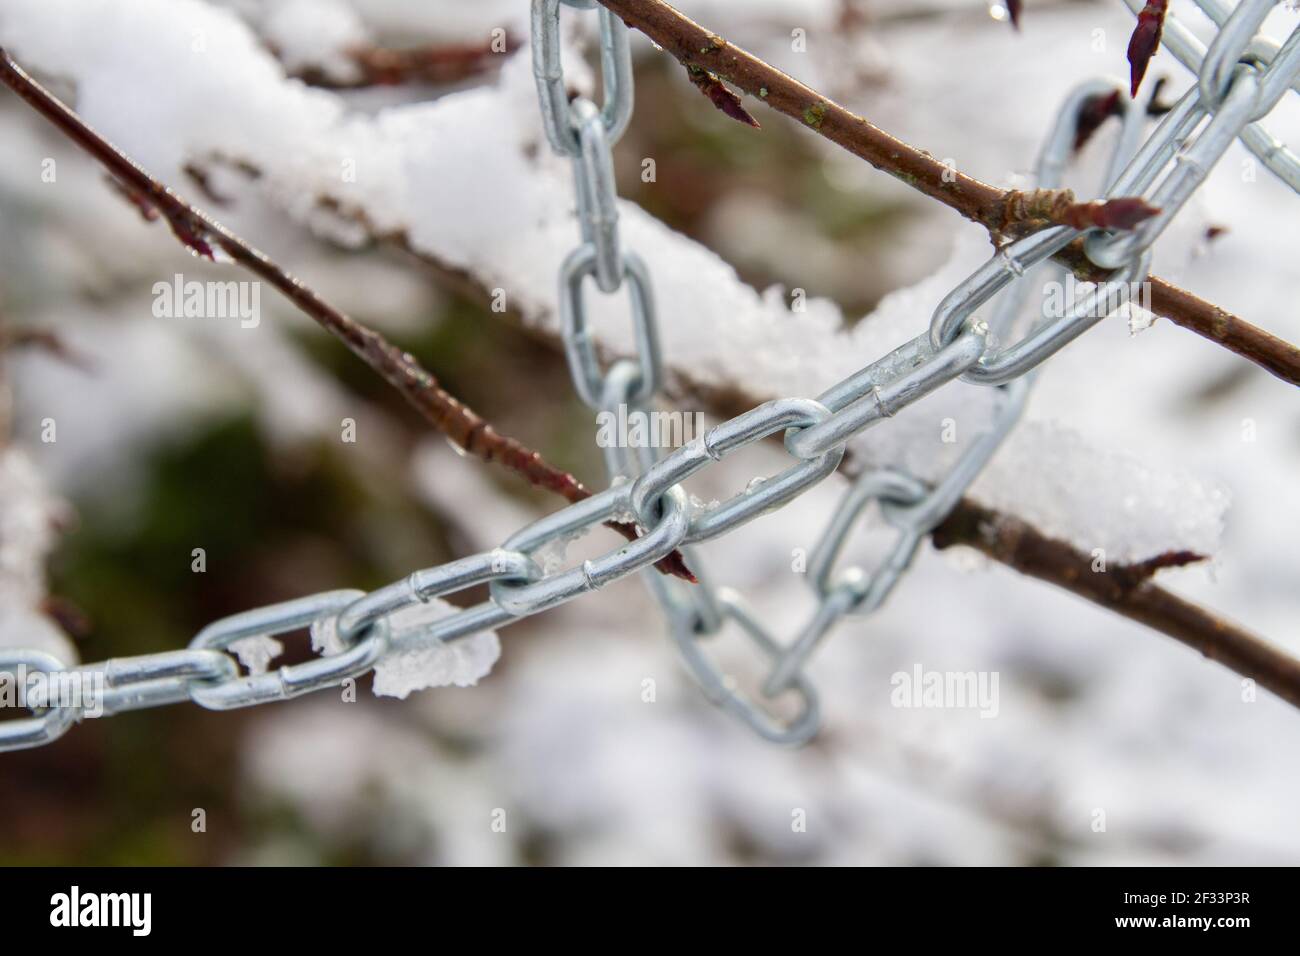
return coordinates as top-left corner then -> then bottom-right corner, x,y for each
3,1 -> 1299,752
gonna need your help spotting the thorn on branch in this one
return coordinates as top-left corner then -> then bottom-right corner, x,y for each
686,65 -> 761,128
106,176 -> 216,259
104,176 -> 160,223
1127,0 -> 1170,98
1112,549 -> 1207,591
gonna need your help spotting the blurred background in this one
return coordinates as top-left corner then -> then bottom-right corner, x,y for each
1,0 -> 1299,865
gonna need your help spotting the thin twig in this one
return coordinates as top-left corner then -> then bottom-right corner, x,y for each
0,47 -> 694,581
1149,277 -> 1300,383
932,501 -> 1300,710
291,39 -> 511,90
595,0 -> 1300,388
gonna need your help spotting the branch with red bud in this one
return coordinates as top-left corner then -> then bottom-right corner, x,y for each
1000,189 -> 1160,231
686,65 -> 760,127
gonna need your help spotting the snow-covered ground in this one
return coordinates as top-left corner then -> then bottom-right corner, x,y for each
1,0 -> 1298,864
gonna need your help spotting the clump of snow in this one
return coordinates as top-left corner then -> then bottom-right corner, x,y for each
309,614 -> 345,657
372,598 -> 501,698
229,634 -> 284,674
0,448 -> 77,665
0,608 -> 78,668
258,0 -> 367,83
307,596 -> 500,696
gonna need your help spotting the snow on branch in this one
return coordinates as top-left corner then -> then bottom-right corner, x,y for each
0,0 -> 1229,566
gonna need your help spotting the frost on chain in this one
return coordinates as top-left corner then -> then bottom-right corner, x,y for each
230,635 -> 285,675
371,598 -> 501,699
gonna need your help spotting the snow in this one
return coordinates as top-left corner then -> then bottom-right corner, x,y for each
229,634 -> 284,675
312,588 -> 501,697
258,0 -> 367,83
0,0 -> 1236,563
0,448 -> 77,665
3,0 -> 1300,865
372,598 -> 501,697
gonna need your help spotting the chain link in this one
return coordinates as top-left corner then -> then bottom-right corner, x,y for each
4,2 -> 1300,751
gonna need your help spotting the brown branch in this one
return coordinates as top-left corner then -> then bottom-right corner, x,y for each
0,47 -> 694,581
0,326 -> 94,372
685,65 -> 760,127
291,39 -> 511,90
932,501 -> 1300,710
595,0 -> 1300,388
1149,277 -> 1300,383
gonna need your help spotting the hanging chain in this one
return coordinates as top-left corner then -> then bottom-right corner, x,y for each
2,1 -> 1299,752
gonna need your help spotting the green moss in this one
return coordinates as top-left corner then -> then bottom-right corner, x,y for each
803,101 -> 827,129
699,33 -> 724,55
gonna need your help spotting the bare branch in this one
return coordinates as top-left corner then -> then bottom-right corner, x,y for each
0,47 -> 695,582
291,39 -> 511,90
932,501 -> 1300,710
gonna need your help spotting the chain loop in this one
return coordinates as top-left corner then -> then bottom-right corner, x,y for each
597,360 -> 725,635
560,245 -> 661,408
0,650 -> 78,751
488,482 -> 690,616
532,0 -> 633,157
628,399 -> 845,543
188,590 -> 382,710
572,98 -> 623,293
764,76 -> 1148,697
1088,65 -> 1264,270
670,589 -> 821,746
337,550 -> 540,645
785,325 -> 987,461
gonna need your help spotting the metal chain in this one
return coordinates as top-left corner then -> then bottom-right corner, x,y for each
3,1 -> 1299,752
1122,0 -> 1300,193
